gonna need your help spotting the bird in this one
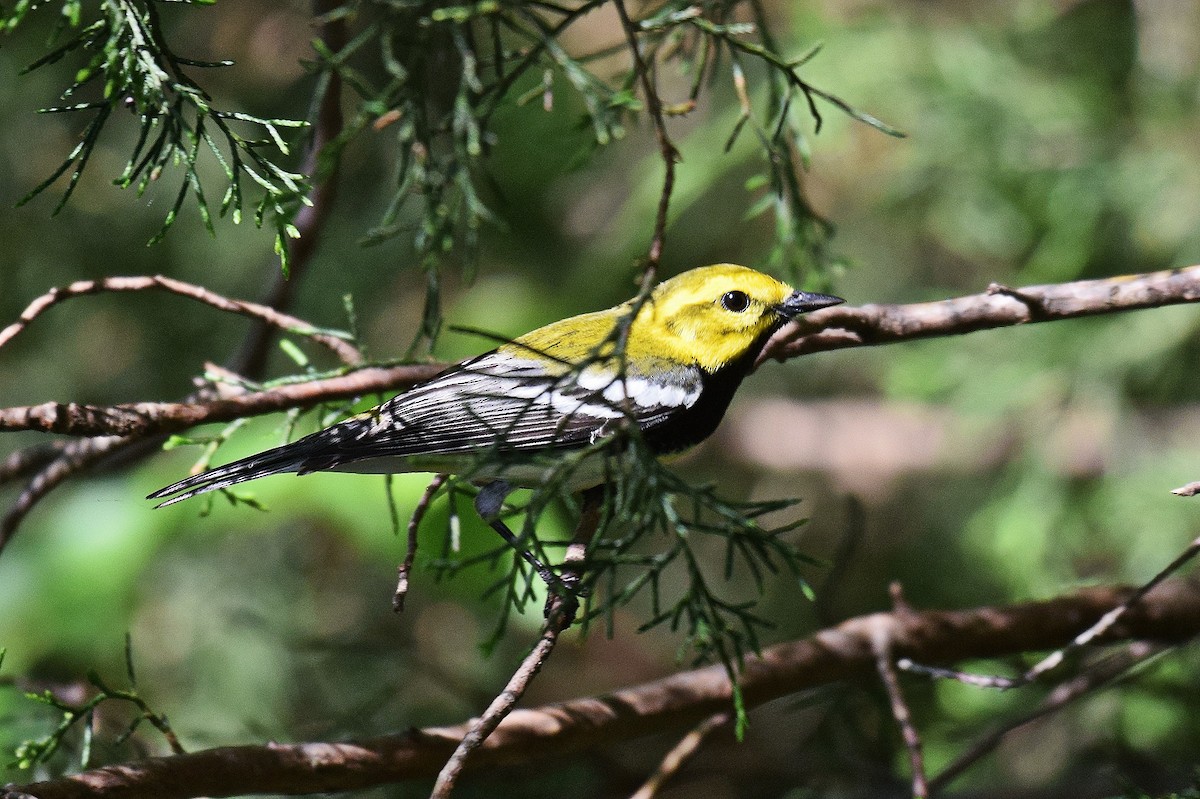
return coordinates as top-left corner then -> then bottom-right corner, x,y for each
149,264 -> 843,590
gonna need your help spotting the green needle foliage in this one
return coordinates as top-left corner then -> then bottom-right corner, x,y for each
12,636 -> 181,772
2,0 -> 311,273
423,429 -> 815,736
4,0 -> 899,337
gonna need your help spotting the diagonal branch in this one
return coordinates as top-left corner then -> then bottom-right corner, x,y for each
430,486 -> 604,798
7,579 -> 1200,799
0,275 -> 362,366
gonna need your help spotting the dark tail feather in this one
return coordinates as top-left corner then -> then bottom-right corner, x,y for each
147,442 -> 311,508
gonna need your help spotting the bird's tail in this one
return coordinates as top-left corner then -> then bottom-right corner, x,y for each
147,440 -> 316,508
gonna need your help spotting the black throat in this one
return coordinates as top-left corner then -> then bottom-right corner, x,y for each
642,334 -> 773,456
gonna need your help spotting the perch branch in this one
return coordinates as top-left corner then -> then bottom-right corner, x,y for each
0,364 -> 446,438
757,264 -> 1200,367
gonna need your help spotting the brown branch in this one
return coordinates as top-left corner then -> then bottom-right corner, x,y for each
629,712 -> 730,799
0,276 -> 362,366
4,266 -> 1198,442
229,0 -> 347,377
429,486 -> 604,798
613,0 -> 678,276
756,264 -> 1200,368
0,362 -> 442,553
873,584 -> 927,799
9,579 -> 1200,799
394,474 -> 447,613
0,441 -> 69,485
0,436 -> 128,552
0,363 -> 446,438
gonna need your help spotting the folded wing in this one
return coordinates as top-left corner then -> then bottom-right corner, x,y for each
148,351 -> 703,506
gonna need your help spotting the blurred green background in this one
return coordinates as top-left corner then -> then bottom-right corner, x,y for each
2,1 -> 1200,797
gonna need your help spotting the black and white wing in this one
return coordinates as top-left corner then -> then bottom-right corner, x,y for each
148,351 -> 703,507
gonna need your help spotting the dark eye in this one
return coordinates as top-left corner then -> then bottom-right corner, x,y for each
720,290 -> 750,313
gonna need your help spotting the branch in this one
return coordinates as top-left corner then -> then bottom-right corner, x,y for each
0,364 -> 446,438
9,580 -> 1200,799
230,0 -> 348,377
430,486 -> 603,797
0,275 -> 362,366
613,0 -> 678,276
3,265 -> 1196,441
757,264 -> 1200,367
0,436 -> 128,551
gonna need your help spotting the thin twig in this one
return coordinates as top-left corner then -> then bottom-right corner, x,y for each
0,442 -> 69,485
613,0 -> 677,278
429,487 -> 604,798
629,712 -> 730,799
1019,534 -> 1200,684
0,275 -> 362,366
394,473 -> 448,612
231,0 -> 348,377
899,535 -> 1200,690
928,641 -> 1165,794
1,436 -> 127,552
872,586 -> 927,798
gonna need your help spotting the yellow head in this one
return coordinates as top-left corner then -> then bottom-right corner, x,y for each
510,264 -> 842,376
630,264 -> 842,372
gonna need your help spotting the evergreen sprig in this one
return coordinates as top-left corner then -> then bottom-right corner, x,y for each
308,0 -> 899,348
3,0 -> 310,273
11,635 -> 182,770
423,415 -> 817,731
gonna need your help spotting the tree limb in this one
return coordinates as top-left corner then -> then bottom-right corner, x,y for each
757,264 -> 1200,367
8,579 -> 1200,799
0,364 -> 445,438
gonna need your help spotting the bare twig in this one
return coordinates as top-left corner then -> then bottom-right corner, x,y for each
629,712 -> 730,799
0,276 -> 362,366
394,474 -> 448,612
231,0 -> 348,377
613,0 -> 677,278
756,264 -> 1200,368
429,487 -> 604,798
0,441 -> 69,485
928,641 -> 1165,794
1,436 -> 127,552
10,580 -> 1200,799
873,584 -> 927,798
899,535 -> 1200,691
1018,534 -> 1200,684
